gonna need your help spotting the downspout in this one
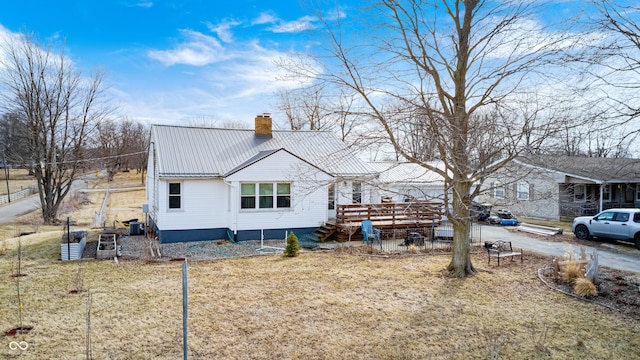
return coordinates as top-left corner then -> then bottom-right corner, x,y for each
223,178 -> 238,241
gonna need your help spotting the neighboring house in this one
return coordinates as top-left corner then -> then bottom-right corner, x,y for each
478,156 -> 640,221
367,161 -> 447,203
145,115 -> 375,243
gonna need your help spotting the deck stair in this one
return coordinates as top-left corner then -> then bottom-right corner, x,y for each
313,223 -> 337,242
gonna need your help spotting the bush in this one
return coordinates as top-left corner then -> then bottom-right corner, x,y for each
563,261 -> 582,284
284,232 -> 300,257
574,278 -> 598,297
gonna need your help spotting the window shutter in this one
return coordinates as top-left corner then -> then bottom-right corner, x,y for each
529,183 -> 534,201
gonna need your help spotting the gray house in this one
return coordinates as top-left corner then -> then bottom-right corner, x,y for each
478,156 -> 640,221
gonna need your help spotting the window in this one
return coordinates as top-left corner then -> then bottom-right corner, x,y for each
517,182 -> 530,201
573,184 -> 586,202
276,183 -> 291,208
613,212 -> 629,222
259,183 -> 273,208
168,183 -> 181,209
240,183 -> 256,209
493,182 -> 505,199
636,184 -> 640,202
595,211 -> 614,221
328,184 -> 335,210
352,182 -> 362,204
603,184 -> 611,202
240,182 -> 291,209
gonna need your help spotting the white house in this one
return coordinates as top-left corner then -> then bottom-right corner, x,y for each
146,115 -> 375,243
367,161 -> 448,203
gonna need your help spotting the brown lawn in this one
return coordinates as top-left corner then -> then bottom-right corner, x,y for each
0,172 -> 639,359
1,240 -> 639,359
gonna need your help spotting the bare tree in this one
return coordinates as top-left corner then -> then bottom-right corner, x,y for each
95,119 -> 122,182
94,118 -> 149,183
0,32 -> 111,223
0,112 -> 31,166
283,0 -> 577,276
276,82 -> 370,154
593,1 -> 640,119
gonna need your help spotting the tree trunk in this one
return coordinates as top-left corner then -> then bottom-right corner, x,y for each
447,218 -> 474,276
447,178 -> 475,277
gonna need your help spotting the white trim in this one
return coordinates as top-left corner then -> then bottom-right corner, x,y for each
517,182 -> 530,201
239,182 -> 292,211
493,182 -> 505,199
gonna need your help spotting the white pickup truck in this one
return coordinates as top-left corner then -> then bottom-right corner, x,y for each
572,208 -> 640,250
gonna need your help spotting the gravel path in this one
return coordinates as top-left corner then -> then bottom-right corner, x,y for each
117,236 -> 287,261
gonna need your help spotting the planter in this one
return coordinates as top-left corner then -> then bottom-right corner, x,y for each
97,234 -> 118,259
61,230 -> 87,261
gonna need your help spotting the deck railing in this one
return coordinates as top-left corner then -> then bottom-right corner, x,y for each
336,201 -> 442,228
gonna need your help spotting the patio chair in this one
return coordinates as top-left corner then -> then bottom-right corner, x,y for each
361,220 -> 381,246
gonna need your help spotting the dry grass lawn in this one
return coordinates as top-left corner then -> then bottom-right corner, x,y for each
0,171 -> 639,359
1,241 -> 639,359
0,169 -> 37,195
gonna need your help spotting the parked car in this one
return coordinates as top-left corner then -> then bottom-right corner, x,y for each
572,208 -> 640,249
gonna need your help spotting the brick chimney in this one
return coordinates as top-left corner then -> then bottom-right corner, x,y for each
255,113 -> 272,138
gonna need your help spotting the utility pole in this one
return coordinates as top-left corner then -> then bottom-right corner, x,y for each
3,151 -> 10,203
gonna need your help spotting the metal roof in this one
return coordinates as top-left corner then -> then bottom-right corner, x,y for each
151,125 -> 374,178
368,161 -> 446,185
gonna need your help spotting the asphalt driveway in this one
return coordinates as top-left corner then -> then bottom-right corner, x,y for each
480,225 -> 640,274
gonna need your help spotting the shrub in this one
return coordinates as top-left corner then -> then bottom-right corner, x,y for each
574,278 -> 598,297
407,245 -> 418,254
563,261 -> 582,284
284,232 -> 300,257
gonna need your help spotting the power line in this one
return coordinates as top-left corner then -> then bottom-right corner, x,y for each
6,150 -> 148,168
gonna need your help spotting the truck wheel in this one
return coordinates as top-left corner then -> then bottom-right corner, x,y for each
635,233 -> 640,250
574,225 -> 590,240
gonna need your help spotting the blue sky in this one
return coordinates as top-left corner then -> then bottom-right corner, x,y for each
0,0 -> 337,126
0,1 -> 632,132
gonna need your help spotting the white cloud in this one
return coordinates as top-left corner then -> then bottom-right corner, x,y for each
269,16 -> 317,33
206,19 -> 241,43
147,29 -> 230,66
253,12 -> 278,25
124,1 -> 153,8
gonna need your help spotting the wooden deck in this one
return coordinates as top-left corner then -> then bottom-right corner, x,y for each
335,202 -> 442,241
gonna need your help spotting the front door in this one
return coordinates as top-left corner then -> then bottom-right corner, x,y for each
328,183 -> 336,221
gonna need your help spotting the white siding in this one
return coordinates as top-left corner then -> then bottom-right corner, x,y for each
370,184 -> 446,203
226,150 -> 333,231
156,178 -> 229,231
334,180 -> 372,205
